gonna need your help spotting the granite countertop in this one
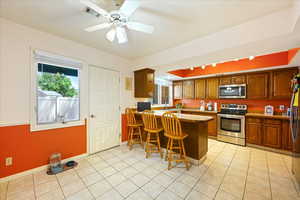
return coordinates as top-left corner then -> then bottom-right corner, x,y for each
136,110 -> 213,122
246,113 -> 289,120
162,108 -> 218,114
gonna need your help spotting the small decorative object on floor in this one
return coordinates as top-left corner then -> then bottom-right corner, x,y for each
47,153 -> 78,175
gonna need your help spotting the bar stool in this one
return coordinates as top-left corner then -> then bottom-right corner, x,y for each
142,110 -> 163,158
125,108 -> 143,150
161,112 -> 190,170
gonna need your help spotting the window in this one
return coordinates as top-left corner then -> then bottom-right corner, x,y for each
32,50 -> 82,130
152,79 -> 172,105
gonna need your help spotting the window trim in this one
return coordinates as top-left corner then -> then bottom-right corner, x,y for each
30,50 -> 84,132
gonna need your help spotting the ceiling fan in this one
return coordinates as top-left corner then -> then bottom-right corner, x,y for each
81,0 -> 154,44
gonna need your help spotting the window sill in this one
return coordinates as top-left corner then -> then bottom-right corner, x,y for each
30,120 -> 85,132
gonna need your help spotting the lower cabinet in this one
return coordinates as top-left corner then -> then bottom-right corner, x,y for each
246,120 -> 263,145
263,123 -> 282,149
246,117 -> 292,151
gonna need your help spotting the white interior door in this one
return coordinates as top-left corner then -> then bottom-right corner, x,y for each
89,66 -> 120,154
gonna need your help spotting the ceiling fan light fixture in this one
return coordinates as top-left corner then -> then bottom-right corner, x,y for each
212,63 -> 217,67
201,65 -> 206,69
106,29 -> 116,42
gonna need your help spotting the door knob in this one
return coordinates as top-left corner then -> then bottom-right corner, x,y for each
90,114 -> 96,118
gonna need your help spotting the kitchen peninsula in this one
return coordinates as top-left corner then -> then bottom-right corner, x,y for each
135,110 -> 213,163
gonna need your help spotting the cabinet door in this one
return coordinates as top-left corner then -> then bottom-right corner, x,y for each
219,77 -> 231,85
247,73 -> 268,99
231,75 -> 245,84
134,69 -> 155,98
183,80 -> 195,99
208,115 -> 217,137
195,79 -> 206,99
263,123 -> 282,149
173,81 -> 183,99
282,120 -> 293,151
246,119 -> 263,145
206,78 -> 219,99
271,69 -> 297,99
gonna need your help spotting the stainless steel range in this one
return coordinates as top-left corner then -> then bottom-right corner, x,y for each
217,104 -> 247,146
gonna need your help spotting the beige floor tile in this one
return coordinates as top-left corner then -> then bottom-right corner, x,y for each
186,190 -> 212,200
81,172 -> 104,186
66,188 -> 93,200
142,179 -> 166,199
215,189 -> 241,200
106,172 -> 127,187
115,180 -> 139,198
88,179 -> 112,198
130,173 -> 150,187
98,166 -> 117,178
96,189 -> 124,200
168,180 -> 191,199
119,166 -> 139,178
36,188 -> 64,200
156,189 -> 183,200
194,180 -> 218,198
75,166 -> 96,178
177,174 -> 198,187
35,180 -> 60,197
57,172 -> 81,186
34,170 -> 57,185
243,191 -> 270,200
61,180 -> 85,197
127,189 -> 153,200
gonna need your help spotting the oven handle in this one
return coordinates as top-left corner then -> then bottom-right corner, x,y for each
217,114 -> 245,119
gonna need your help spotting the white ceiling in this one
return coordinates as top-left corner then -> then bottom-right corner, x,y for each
0,0 -> 294,59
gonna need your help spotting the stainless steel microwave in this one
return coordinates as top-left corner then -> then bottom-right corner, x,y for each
219,84 -> 246,99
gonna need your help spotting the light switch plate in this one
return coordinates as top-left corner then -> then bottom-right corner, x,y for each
279,105 -> 285,111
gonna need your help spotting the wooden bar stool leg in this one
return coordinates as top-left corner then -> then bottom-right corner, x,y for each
129,127 -> 134,150
181,140 -> 189,170
168,138 -> 173,170
138,127 -> 143,148
156,132 -> 163,158
145,132 -> 150,158
165,138 -> 170,161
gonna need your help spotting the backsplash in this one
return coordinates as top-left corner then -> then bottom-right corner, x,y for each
174,99 -> 291,114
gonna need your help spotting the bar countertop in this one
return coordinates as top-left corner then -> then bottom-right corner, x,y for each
136,110 -> 214,123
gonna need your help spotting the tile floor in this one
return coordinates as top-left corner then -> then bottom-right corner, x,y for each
1,139 -> 300,200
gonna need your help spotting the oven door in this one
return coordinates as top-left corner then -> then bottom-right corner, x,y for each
217,114 -> 245,138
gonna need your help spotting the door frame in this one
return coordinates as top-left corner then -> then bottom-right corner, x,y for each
87,65 -> 121,155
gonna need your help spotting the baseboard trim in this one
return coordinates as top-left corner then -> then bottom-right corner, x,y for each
0,153 -> 88,183
246,144 -> 292,156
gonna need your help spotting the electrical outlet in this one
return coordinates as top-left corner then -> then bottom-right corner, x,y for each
279,105 -> 285,111
5,157 -> 12,166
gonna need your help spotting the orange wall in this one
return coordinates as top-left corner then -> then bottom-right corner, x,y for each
174,99 -> 291,113
169,51 -> 290,78
0,124 -> 87,178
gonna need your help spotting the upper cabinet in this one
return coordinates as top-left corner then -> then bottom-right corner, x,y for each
134,68 -> 155,98
247,73 -> 269,99
173,81 -> 183,99
183,80 -> 195,99
195,79 -> 206,99
206,78 -> 219,99
270,69 -> 297,99
219,75 -> 245,85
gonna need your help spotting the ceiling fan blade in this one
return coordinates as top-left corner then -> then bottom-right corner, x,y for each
84,22 -> 112,32
120,0 -> 140,17
127,22 -> 154,34
116,27 -> 128,44
106,29 -> 116,42
80,0 -> 109,17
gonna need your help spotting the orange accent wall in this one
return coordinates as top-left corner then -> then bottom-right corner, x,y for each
174,99 -> 291,113
288,48 -> 300,63
121,114 -> 128,142
0,124 -> 86,178
169,51 -> 291,78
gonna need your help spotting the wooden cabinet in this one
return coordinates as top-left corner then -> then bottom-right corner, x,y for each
134,68 -> 155,98
173,81 -> 183,99
182,111 -> 217,137
195,79 -> 206,99
247,73 -> 268,99
232,75 -> 245,84
282,120 -> 293,151
219,77 -> 231,85
183,80 -> 195,99
246,118 -> 263,145
270,69 -> 297,99
220,75 -> 245,85
263,120 -> 282,149
246,116 -> 293,150
206,78 -> 219,99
